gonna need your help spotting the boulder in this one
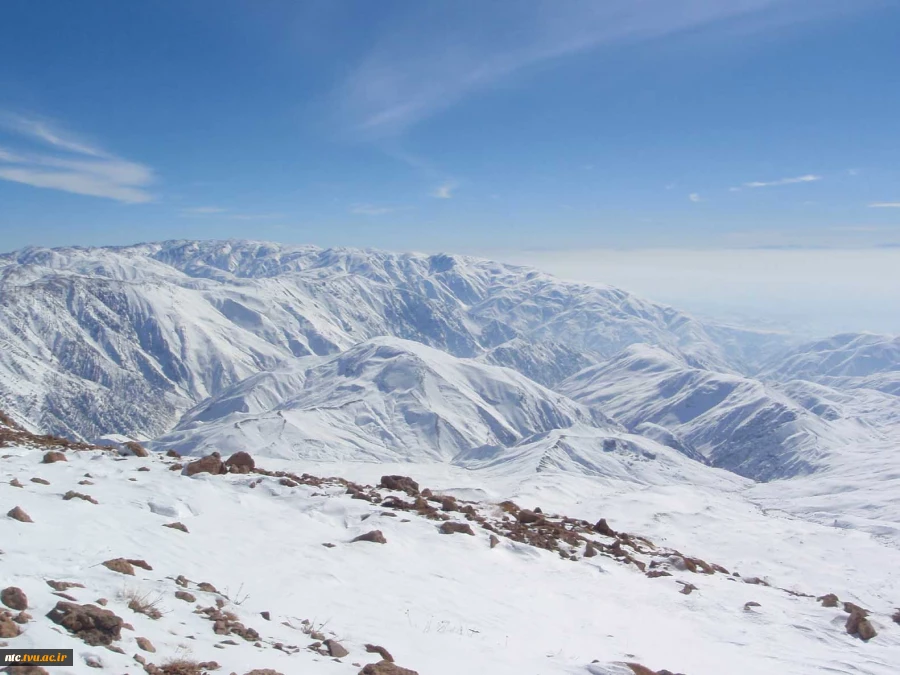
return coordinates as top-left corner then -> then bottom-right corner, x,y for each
42,451 -> 66,463
46,601 -> 124,646
1,587 -> 28,611
184,452 -> 227,476
379,476 -> 420,496
359,662 -> 419,675
225,451 -> 255,474
439,522 -> 475,536
7,506 -> 33,523
352,530 -> 387,544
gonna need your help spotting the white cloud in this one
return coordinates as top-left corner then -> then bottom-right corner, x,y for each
689,193 -> 702,203
869,202 -> 900,208
0,114 -> 154,203
350,204 -> 412,216
337,1 -> 861,138
182,206 -> 228,215
732,174 -> 821,191
432,182 -> 457,199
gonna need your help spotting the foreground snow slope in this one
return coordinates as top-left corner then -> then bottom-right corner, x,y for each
2,446 -> 899,675
0,240 -> 770,439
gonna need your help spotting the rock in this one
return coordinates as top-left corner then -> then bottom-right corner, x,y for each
646,570 -> 673,578
30,477 -> 50,485
857,618 -> 877,641
184,452 -> 227,476
13,611 -> 31,624
817,593 -> 839,608
165,449 -> 180,458
225,451 -> 255,474
1,587 -> 28,610
352,530 -> 387,544
324,639 -> 349,658
440,496 -> 458,512
516,510 -> 543,525
846,605 -> 877,640
9,478 -> 23,488
359,661 -> 419,675
197,582 -> 218,593
5,666 -> 50,674
260,611 -> 270,621
244,671 -> 286,675
174,590 -> 197,603
365,644 -> 394,662
744,601 -> 761,610
379,475 -> 419,496
96,599 -> 107,606
593,518 -> 616,537
0,612 -> 20,637
136,636 -> 155,652
439,521 -> 475,536
46,601 -> 124,645
7,506 -> 33,523
83,654 -> 103,668
679,583 -> 698,595
42,451 -> 66,463
163,521 -> 189,533
584,542 -> 597,558
63,490 -> 98,504
123,441 -> 149,457
489,534 -> 500,549
102,558 -> 135,575
893,609 -> 900,624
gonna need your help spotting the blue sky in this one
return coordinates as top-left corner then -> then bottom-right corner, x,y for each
1,0 -> 899,253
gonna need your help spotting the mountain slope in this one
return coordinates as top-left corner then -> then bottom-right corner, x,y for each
0,240 -> 758,440
558,344 -> 875,481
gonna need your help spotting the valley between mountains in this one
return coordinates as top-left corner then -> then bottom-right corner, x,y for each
1,240 -> 899,674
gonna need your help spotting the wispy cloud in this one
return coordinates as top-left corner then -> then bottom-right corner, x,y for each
337,1 -> 856,139
731,174 -> 822,191
0,113 -> 154,203
180,207 -> 283,220
689,193 -> 703,203
432,182 -> 457,199
181,206 -> 228,215
349,204 -> 412,216
869,202 -> 900,208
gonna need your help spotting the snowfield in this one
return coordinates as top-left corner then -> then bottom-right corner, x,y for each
2,446 -> 899,675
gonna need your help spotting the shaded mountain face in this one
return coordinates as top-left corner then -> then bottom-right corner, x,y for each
558,344 -> 878,481
0,240 -> 756,440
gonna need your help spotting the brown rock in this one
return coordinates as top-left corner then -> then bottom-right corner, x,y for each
0,612 -> 20,638
893,608 -> 900,624
123,441 -> 149,457
646,570 -> 673,578
1,587 -> 28,610
260,611 -> 270,621
102,558 -> 135,576
324,639 -> 349,658
30,477 -> 50,485
359,662 -> 419,675
184,452 -> 227,476
365,644 -> 394,662
679,583 -> 698,595
197,582 -> 218,593
165,449 -> 180,458
352,530 -> 387,544
9,478 -> 23,488
489,534 -> 500,549
136,636 -> 155,652
379,475 -> 420,496
13,611 -> 31,624
174,590 -> 197,603
584,542 -> 597,558
96,599 -> 107,606
225,451 -> 255,474
593,518 -> 616,537
817,593 -> 839,608
439,521 -> 475,536
626,665 -> 658,675
7,506 -> 33,523
164,521 -> 189,533
46,601 -> 123,645
63,490 -> 98,504
744,601 -> 761,610
857,618 -> 877,641
42,451 -> 67,463
244,671 -> 286,675
4,666 -> 50,675
516,509 -> 543,525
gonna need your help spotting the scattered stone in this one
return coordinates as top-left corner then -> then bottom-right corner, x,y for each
96,599 -> 108,606
52,591 -> 78,601
845,604 -> 877,640
324,639 -> 349,658
379,475 -> 420,496
260,611 -> 270,621
0,611 -> 20,638
365,644 -> 394,662
197,582 -> 218,593
184,452 -> 227,476
593,518 -> 616,537
83,654 -> 103,668
584,542 -> 597,558
352,530 -> 387,544
102,558 -> 136,576
46,601 -> 124,646
174,591 -> 197,603
138,466 -> 151,472
165,449 -> 180,458
4,666 -> 51,675
359,661 -> 419,675
169,463 -> 183,471
243,671 -> 285,675
439,521 -> 475,536
136,636 -> 156,652
13,611 -> 31,624
9,478 -> 23,488
163,522 -> 189,533
47,579 -> 84,591
42,451 -> 66,463
63,490 -> 98,504
1,587 -> 28,611
679,583 -> 698,595
817,593 -> 840,608
78,479 -> 94,485
744,602 -> 761,610
279,478 -> 298,488
646,570 -> 673,578
893,609 -> 900,624
175,575 -> 189,588
225,451 -> 255,474
489,534 -> 500,549
196,603 -> 260,642
516,509 -> 543,525
7,506 -> 33,523
124,441 -> 149,457
322,542 -> 336,548
30,477 -> 50,485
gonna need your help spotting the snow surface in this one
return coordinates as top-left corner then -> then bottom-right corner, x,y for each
2,447 -> 899,675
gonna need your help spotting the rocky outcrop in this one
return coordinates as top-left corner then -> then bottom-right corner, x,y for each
184,452 -> 227,476
46,601 -> 124,645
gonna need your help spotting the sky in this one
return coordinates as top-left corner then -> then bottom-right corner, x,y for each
1,0 -> 899,332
